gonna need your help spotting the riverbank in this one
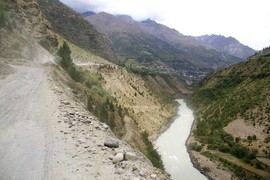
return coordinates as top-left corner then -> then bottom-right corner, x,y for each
151,100 -> 180,142
186,105 -> 234,180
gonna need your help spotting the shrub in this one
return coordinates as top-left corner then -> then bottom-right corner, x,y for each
67,66 -> 84,83
189,142 -> 203,152
40,37 -> 52,52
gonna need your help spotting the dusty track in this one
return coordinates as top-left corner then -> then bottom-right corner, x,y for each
0,65 -> 50,179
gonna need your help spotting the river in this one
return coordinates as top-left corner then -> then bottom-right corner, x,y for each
155,99 -> 207,180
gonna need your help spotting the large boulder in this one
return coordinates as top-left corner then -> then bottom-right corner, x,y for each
112,153 -> 124,164
125,152 -> 137,161
104,138 -> 119,148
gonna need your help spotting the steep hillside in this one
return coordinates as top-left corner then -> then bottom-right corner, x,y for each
36,0 -> 117,61
0,0 -> 176,175
81,64 -> 177,137
196,34 -> 256,59
0,0 -> 56,61
86,13 -> 242,72
188,47 -> 270,179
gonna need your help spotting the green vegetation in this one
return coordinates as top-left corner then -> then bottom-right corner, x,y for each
39,37 -> 54,53
141,131 -> 164,169
189,142 -> 203,152
189,47 -> 270,177
57,41 -> 126,136
58,41 -> 72,69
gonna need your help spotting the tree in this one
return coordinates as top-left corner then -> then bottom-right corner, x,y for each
58,41 -> 72,69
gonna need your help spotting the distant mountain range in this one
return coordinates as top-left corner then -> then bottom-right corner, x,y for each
83,12 -> 255,68
195,34 -> 256,59
83,11 -> 255,61
84,11 -> 246,76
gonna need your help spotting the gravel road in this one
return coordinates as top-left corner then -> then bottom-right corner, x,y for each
0,65 -> 49,179
0,64 -> 170,180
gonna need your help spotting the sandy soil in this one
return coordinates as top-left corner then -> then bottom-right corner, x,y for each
0,61 -> 169,180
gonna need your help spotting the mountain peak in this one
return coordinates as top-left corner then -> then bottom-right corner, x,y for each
117,15 -> 136,23
81,11 -> 96,17
141,18 -> 157,24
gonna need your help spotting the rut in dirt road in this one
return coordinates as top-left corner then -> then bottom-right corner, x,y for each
0,65 -> 50,179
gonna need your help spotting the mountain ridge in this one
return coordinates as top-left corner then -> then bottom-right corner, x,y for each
196,34 -> 256,59
85,12 -> 244,66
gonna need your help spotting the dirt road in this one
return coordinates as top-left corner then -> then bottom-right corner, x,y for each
0,63 -> 169,180
0,65 -> 50,179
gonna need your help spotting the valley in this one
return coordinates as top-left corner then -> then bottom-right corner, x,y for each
0,0 -> 269,179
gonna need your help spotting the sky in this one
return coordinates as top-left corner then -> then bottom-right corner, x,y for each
60,0 -> 270,50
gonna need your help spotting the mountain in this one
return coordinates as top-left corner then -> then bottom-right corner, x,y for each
139,18 -> 204,48
85,13 -> 242,78
81,11 -> 95,17
138,18 -> 244,68
36,0 -> 117,61
196,34 -> 256,59
188,47 -> 270,179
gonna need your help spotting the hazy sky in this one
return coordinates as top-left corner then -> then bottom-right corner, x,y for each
60,0 -> 270,50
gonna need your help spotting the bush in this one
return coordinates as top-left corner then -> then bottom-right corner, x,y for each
67,66 -> 84,83
189,142 -> 203,152
40,37 -> 52,52
255,162 -> 264,170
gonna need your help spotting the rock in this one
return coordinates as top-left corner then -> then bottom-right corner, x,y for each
108,155 -> 114,160
114,149 -> 126,155
150,174 -> 157,179
101,147 -> 108,151
132,165 -> 138,171
112,153 -> 124,164
78,138 -> 87,144
125,152 -> 136,161
104,138 -> 119,148
120,161 -> 128,169
81,119 -> 91,124
62,100 -> 70,105
102,123 -> 109,129
139,170 -> 145,177
115,169 -> 124,174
